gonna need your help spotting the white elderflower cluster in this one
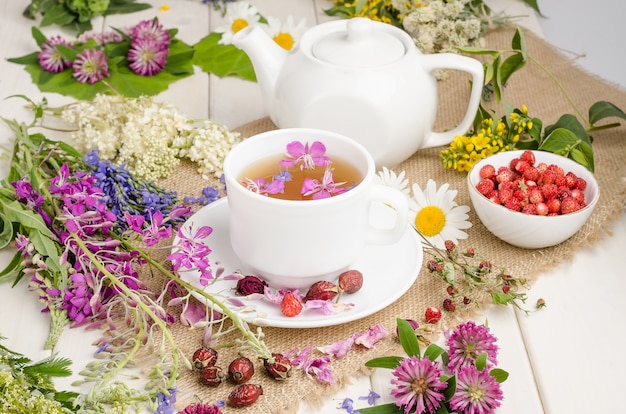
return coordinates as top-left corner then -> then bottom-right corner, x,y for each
61,94 -> 240,180
402,0 -> 483,56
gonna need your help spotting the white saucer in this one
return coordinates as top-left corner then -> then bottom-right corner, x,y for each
175,198 -> 422,328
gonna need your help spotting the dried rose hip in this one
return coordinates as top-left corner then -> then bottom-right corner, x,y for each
228,383 -> 263,407
199,365 -> 224,387
228,356 -> 255,384
338,270 -> 363,294
304,280 -> 338,302
263,353 -> 292,380
192,346 -> 218,370
235,275 -> 268,296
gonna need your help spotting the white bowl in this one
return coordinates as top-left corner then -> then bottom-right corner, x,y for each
467,150 -> 600,249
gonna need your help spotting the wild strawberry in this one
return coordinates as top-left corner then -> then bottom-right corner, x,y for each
523,166 -> 540,182
498,187 -> 514,204
228,356 -> 255,384
575,177 -> 587,191
228,383 -> 263,407
522,203 -> 537,215
338,270 -> 364,294
443,298 -> 456,312
264,353 -> 292,380
520,150 -> 536,165
504,197 -> 521,212
199,365 -> 224,387
555,175 -> 567,188
546,198 -> 561,214
513,188 -> 527,202
479,164 -> 496,180
508,157 -> 520,171
556,187 -> 572,201
570,188 -> 585,204
541,183 -> 558,200
496,168 -> 514,183
536,202 -> 549,216
476,178 -> 495,195
560,197 -> 579,214
425,306 -> 442,324
528,188 -> 544,205
280,292 -> 303,317
513,159 -> 530,174
304,280 -> 338,302
192,347 -> 218,370
536,162 -> 548,172
548,164 -> 564,176
565,172 -> 578,189
539,169 -> 556,185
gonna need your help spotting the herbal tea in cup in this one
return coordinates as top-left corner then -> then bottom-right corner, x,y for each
223,128 -> 409,290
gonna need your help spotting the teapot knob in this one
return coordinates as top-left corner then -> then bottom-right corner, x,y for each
346,18 -> 373,42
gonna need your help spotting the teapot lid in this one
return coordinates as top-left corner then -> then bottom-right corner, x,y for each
312,18 -> 405,68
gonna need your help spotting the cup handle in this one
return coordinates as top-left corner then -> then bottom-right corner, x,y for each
365,185 -> 409,245
420,53 -> 484,149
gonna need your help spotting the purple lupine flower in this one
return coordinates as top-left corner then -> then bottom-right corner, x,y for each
72,48 -> 109,84
154,387 -> 178,414
280,141 -> 330,170
38,35 -> 72,73
449,364 -> 503,414
359,390 -> 381,406
390,356 -> 447,414
128,37 -> 169,76
445,321 -> 499,374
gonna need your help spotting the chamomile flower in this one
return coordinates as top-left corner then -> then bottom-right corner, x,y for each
264,15 -> 307,51
409,179 -> 471,249
215,2 -> 260,45
374,167 -> 410,197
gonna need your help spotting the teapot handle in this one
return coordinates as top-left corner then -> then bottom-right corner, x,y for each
420,53 -> 484,149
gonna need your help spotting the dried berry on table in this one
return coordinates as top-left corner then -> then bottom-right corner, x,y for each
425,306 -> 442,324
264,353 -> 292,380
228,356 -> 255,384
228,383 -> 263,407
199,365 -> 224,387
443,298 -> 456,312
338,269 -> 363,294
304,280 -> 338,302
192,346 -> 218,370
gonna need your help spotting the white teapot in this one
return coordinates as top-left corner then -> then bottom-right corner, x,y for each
233,18 -> 484,168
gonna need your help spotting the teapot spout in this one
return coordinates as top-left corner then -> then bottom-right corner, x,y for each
233,25 -> 287,109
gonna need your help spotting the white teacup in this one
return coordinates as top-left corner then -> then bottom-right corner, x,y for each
223,128 -> 409,290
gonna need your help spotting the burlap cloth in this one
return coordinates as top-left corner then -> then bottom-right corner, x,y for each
157,27 -> 626,412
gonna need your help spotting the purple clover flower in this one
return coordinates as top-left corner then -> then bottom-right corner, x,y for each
132,19 -> 172,46
128,37 -> 169,76
390,356 -> 447,414
38,35 -> 72,73
72,48 -> 109,84
445,321 -> 499,374
449,364 -> 503,414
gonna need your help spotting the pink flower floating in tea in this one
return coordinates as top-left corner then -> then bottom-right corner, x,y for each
242,140 -> 351,200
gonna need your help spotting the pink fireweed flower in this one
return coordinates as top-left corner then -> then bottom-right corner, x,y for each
301,165 -> 347,200
280,141 -> 330,170
446,321 -> 499,374
38,35 -> 72,73
302,355 -> 335,384
241,177 -> 284,196
449,364 -> 503,414
353,324 -> 389,348
140,210 -> 172,247
128,37 -> 169,76
317,336 -> 354,359
390,356 -> 447,414
168,225 -> 213,285
132,18 -> 172,46
72,48 -> 110,84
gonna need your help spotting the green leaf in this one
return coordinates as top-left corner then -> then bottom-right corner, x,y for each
443,375 -> 457,401
359,403 -> 402,413
490,368 -> 510,383
31,26 -> 48,47
545,114 -> 592,144
539,127 -> 582,156
491,55 -> 502,101
24,356 -> 73,378
435,405 -> 450,414
499,53 -> 526,86
475,352 -> 488,370
397,318 -> 421,357
104,0 -> 152,15
511,28 -> 527,58
423,343 -> 446,362
568,141 -> 595,172
0,211 -> 14,249
456,46 -> 500,56
365,355 -> 404,369
1,200 -> 55,238
519,0 -> 543,15
490,291 -> 511,305
0,250 -> 23,281
40,4 -> 77,28
192,33 -> 257,81
588,100 -> 626,126
28,230 -> 66,277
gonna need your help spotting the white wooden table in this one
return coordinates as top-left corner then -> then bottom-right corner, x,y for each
1,1 -> 625,413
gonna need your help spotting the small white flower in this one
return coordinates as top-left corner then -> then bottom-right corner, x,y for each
264,15 -> 307,51
214,2 -> 260,45
409,179 -> 472,249
374,167 -> 410,197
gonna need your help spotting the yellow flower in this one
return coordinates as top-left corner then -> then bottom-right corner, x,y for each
215,2 -> 260,45
265,16 -> 307,51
